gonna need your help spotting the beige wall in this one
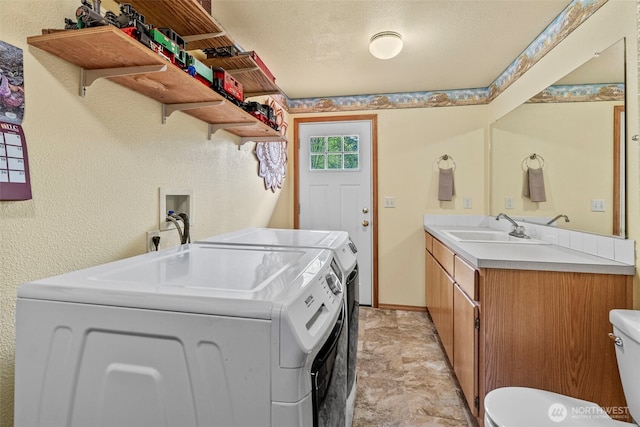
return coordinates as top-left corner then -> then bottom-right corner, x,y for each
377,106 -> 488,307
0,1 -> 291,424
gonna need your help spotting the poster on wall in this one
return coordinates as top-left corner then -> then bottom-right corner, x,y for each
0,40 -> 31,200
0,40 -> 25,124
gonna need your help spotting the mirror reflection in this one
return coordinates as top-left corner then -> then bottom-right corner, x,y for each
490,38 -> 626,237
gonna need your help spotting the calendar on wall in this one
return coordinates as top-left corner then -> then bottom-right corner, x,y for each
0,121 -> 31,200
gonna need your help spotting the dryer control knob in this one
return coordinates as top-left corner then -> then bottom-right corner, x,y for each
325,273 -> 342,295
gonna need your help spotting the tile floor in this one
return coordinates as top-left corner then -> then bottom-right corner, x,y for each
352,307 -> 478,427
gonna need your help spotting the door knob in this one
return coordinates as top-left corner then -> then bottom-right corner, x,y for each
362,207 -> 369,213
362,220 -> 370,227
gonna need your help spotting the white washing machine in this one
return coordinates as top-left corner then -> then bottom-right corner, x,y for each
14,243 -> 347,427
196,228 -> 359,426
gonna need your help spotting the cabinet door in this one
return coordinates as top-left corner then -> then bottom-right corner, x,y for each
425,251 -> 437,312
439,266 -> 455,362
453,282 -> 479,416
426,252 -> 454,361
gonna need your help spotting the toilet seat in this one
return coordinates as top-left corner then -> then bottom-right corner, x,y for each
484,387 -> 634,427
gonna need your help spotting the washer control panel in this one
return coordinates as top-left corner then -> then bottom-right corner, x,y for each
279,256 -> 343,368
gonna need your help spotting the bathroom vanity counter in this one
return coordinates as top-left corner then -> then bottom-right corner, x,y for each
424,225 -> 635,275
423,224 -> 633,425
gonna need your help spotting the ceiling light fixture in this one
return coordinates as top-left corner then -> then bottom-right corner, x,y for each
369,31 -> 403,60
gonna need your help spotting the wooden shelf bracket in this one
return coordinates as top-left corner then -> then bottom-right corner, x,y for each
208,122 -> 255,140
80,64 -> 167,97
162,100 -> 225,124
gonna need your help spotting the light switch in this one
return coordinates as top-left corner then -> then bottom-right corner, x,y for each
591,199 -> 606,212
384,197 -> 396,208
505,197 -> 514,209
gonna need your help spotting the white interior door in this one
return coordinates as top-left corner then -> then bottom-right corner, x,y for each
298,119 -> 373,306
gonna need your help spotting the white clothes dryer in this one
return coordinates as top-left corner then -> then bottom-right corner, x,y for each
196,227 -> 359,426
14,243 -> 347,427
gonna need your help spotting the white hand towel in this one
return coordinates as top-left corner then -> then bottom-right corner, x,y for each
438,167 -> 455,201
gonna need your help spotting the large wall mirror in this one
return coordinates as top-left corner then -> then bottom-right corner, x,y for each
490,38 -> 626,237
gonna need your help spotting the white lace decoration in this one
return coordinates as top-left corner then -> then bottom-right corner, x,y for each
255,141 -> 287,192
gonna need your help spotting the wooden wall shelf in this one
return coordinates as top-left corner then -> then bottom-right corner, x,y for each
27,27 -> 284,140
126,0 -> 280,97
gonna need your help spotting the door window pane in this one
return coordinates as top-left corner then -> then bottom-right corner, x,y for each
308,134 -> 359,171
327,136 -> 342,152
344,135 -> 358,152
310,137 -> 326,153
344,154 -> 359,169
310,154 -> 325,170
328,154 -> 343,169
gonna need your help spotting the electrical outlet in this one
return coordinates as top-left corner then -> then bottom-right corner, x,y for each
146,229 -> 183,253
384,197 -> 396,208
591,199 -> 606,212
463,196 -> 472,209
505,197 -> 514,209
147,231 -> 160,252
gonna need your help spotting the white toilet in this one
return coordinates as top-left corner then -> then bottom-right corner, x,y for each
484,309 -> 640,426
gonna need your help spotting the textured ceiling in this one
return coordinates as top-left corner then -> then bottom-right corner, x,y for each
209,0 -> 573,99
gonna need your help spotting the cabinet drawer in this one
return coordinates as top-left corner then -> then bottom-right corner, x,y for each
433,238 -> 454,277
425,232 -> 434,254
454,256 -> 478,300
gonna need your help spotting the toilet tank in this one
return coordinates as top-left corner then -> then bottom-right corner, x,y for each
610,309 -> 640,423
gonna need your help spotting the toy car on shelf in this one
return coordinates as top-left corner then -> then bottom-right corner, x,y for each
243,102 -> 278,131
212,68 -> 244,106
203,46 -> 240,58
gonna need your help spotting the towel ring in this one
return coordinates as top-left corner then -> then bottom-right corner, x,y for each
434,154 -> 456,171
522,153 -> 544,171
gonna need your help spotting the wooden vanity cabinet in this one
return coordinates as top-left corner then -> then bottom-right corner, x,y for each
425,233 -> 479,415
425,231 -> 632,424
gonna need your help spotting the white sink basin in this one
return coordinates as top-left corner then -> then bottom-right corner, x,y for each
441,230 -> 550,244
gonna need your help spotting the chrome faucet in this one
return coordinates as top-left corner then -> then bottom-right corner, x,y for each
495,213 -> 530,239
546,214 -> 570,225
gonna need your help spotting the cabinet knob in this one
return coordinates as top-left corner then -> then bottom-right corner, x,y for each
362,207 -> 369,213
362,220 -> 370,227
